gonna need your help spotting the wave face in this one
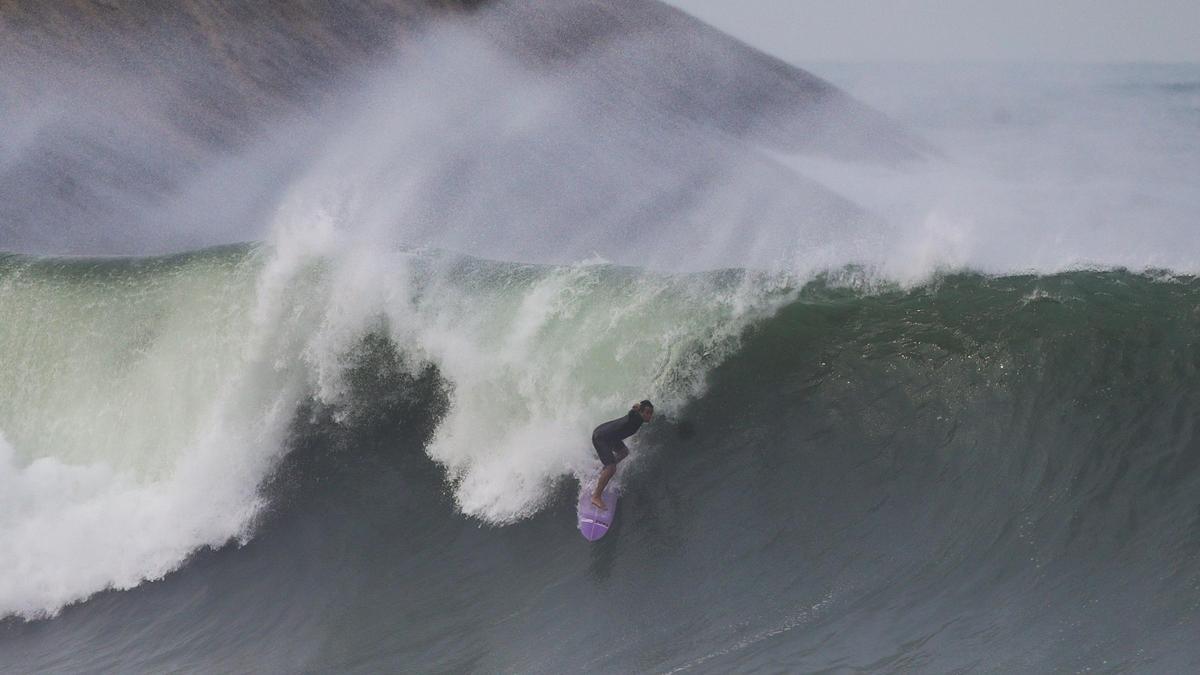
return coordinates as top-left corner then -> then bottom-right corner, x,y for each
5,263 -> 1200,672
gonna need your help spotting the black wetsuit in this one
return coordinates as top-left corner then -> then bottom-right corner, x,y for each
592,410 -> 644,466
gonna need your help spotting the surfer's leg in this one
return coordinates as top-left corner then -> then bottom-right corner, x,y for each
590,438 -> 626,508
592,464 -> 616,509
591,438 -> 619,509
592,437 -> 617,466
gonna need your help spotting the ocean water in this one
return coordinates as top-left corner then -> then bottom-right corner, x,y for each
2,37 -> 1200,675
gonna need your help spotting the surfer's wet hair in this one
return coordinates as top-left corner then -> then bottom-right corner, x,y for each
636,400 -> 654,412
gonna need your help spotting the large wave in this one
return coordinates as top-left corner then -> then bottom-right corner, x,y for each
1,7 -> 1198,651
0,242 -> 793,619
9,265 -> 1200,671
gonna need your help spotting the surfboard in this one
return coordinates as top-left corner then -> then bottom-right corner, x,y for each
577,483 -> 618,541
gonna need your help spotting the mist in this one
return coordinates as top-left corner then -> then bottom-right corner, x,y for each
788,63 -> 1200,280
3,0 -> 923,275
5,3 -> 1195,287
266,25 -> 882,275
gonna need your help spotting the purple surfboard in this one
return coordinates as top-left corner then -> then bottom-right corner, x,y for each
577,484 -> 618,541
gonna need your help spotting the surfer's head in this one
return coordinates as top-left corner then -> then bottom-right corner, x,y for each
635,400 -> 654,422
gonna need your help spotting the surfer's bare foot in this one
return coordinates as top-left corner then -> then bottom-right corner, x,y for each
590,496 -> 607,510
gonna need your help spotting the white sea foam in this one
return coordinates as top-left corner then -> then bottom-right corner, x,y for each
0,252 -> 322,619
257,201 -> 793,523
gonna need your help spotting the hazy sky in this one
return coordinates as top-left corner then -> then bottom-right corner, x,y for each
663,0 -> 1200,63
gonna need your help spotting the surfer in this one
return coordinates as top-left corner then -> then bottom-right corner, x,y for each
590,400 -> 654,509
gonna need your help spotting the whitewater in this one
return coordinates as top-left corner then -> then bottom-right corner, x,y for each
3,8 -> 1200,673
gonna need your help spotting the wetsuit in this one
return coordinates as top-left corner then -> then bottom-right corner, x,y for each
592,410 -> 644,466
